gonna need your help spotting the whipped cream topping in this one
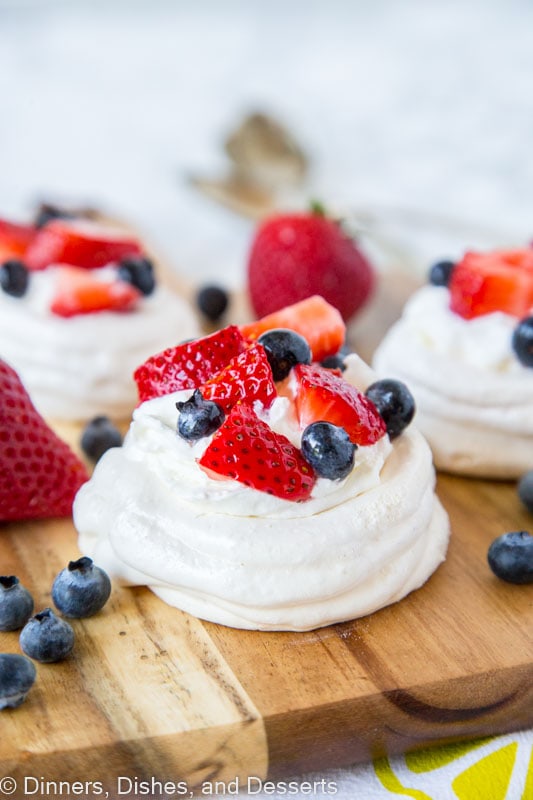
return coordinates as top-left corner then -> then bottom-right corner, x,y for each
74,353 -> 449,631
0,266 -> 200,420
373,286 -> 533,477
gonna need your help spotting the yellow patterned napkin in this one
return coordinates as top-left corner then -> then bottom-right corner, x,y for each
372,729 -> 533,799
262,729 -> 533,799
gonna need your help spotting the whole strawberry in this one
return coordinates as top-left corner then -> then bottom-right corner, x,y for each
247,206 -> 375,322
0,360 -> 89,521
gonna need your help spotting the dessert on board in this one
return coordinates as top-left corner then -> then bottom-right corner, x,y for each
74,296 -> 450,632
373,248 -> 533,478
0,210 -> 200,423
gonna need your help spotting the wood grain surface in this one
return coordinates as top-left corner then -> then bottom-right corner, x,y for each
1,429 -> 532,790
1,265 -> 532,791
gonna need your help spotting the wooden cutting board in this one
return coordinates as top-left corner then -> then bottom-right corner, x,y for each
1,272 -> 532,793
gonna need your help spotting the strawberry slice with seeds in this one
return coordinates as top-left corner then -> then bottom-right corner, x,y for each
0,359 -> 89,520
240,294 -> 345,362
198,403 -> 315,501
134,325 -> 248,403
200,342 -> 276,413
50,266 -> 141,318
25,218 -> 143,270
449,249 -> 533,319
293,363 -> 386,446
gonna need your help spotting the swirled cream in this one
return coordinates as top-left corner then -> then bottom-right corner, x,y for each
74,354 -> 449,632
373,286 -> 533,478
0,267 -> 200,421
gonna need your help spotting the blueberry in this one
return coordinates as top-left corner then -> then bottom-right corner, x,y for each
512,316 -> 533,367
365,379 -> 416,439
117,255 -> 156,296
0,259 -> 29,298
33,203 -> 75,228
257,328 -> 312,381
487,531 -> 533,585
196,284 -> 229,322
518,470 -> 533,514
321,345 -> 350,372
321,354 -> 346,371
19,608 -> 75,663
301,421 -> 356,480
0,576 -> 34,631
52,556 -> 111,618
428,259 -> 455,287
176,389 -> 225,441
81,416 -> 123,462
0,653 -> 37,709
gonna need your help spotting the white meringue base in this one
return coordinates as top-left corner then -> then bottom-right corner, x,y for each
74,357 -> 449,631
0,269 -> 200,421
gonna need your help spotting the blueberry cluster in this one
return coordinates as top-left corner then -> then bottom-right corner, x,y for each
0,557 -> 111,710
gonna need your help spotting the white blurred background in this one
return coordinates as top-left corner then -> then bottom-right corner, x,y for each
1,0 -> 532,289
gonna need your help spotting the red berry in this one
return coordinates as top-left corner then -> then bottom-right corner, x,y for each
200,342 -> 276,413
449,249 -> 533,320
0,218 -> 35,262
293,363 -> 386,446
240,294 -> 345,363
134,325 -> 248,403
198,403 -> 315,501
25,219 -> 143,271
247,211 -> 375,322
0,360 -> 89,521
50,266 -> 141,318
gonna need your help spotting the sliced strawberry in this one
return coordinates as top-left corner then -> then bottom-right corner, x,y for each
198,402 -> 315,501
25,218 -> 143,270
293,363 -> 386,446
200,342 -> 276,413
50,266 -> 141,318
240,294 -> 345,362
0,218 -> 36,262
134,325 -> 248,403
449,249 -> 533,319
0,359 -> 89,520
